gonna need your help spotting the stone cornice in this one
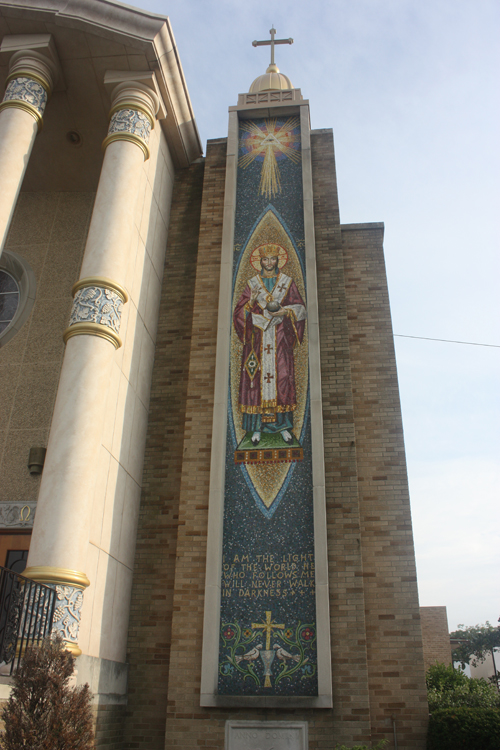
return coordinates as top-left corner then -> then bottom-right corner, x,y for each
152,19 -> 202,169
0,0 -> 203,167
0,0 -> 169,45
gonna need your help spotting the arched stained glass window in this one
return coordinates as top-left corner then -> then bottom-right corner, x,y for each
0,253 -> 36,347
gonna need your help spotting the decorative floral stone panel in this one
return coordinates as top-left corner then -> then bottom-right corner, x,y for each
69,286 -> 123,334
108,108 -> 151,143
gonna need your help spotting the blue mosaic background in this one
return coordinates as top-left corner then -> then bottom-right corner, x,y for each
218,117 -> 317,696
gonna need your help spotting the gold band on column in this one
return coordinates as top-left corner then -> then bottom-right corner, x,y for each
101,131 -> 150,160
71,276 -> 128,303
0,100 -> 43,131
63,321 -> 122,349
17,641 -> 82,657
24,566 -> 90,589
15,641 -> 85,657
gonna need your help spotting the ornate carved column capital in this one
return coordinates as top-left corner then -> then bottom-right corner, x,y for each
0,49 -> 58,131
63,276 -> 128,350
102,74 -> 162,160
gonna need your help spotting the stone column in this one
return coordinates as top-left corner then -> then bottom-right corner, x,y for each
0,41 -> 58,255
24,76 -> 161,655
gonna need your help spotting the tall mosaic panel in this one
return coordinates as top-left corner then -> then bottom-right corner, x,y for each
218,116 -> 317,697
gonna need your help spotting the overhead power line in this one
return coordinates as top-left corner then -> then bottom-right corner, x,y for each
394,334 -> 500,348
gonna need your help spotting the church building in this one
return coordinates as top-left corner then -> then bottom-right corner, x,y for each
0,1 -> 429,747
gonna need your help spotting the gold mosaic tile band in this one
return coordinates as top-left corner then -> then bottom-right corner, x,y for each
234,446 -> 303,465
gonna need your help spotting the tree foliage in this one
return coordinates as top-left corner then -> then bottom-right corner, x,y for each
0,637 -> 94,750
426,662 -> 500,711
450,620 -> 500,669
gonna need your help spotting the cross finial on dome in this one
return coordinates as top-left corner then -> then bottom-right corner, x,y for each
249,28 -> 294,93
252,27 -> 293,68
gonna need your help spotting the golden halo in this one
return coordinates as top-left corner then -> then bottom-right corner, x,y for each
250,244 -> 288,272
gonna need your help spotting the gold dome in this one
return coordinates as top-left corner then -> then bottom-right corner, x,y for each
249,63 -> 293,93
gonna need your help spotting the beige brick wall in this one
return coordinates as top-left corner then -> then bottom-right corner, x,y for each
93,704 -> 127,749
162,139 -> 228,749
342,220 -> 428,747
159,135 -> 374,750
125,131 -> 429,750
312,129 -> 372,745
420,606 -> 451,671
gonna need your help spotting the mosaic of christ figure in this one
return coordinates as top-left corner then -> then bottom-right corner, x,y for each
233,243 -> 307,446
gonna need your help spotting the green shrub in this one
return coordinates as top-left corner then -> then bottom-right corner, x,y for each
0,637 -> 94,750
426,661 -> 471,691
427,707 -> 500,750
426,662 -> 500,711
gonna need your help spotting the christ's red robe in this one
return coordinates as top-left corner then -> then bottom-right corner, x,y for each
233,273 -> 306,418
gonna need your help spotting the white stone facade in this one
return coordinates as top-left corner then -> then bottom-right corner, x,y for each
0,0 -> 201,707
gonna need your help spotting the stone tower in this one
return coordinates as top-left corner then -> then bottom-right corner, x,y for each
125,28 -> 429,750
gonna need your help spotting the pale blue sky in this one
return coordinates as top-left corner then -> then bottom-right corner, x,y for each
132,0 -> 500,631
